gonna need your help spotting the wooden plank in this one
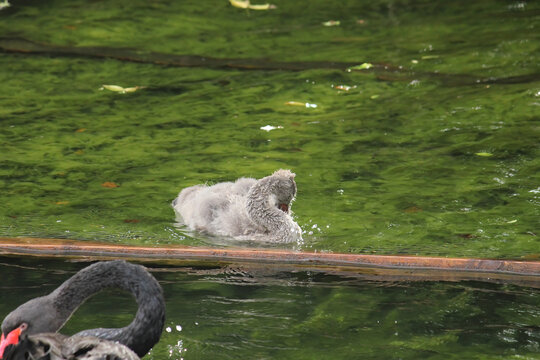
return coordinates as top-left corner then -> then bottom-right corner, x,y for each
1,237 -> 538,279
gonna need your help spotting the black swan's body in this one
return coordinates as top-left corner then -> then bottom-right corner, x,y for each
0,260 -> 165,359
172,169 -> 303,243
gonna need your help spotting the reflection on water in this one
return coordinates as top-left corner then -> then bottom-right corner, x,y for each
1,257 -> 538,359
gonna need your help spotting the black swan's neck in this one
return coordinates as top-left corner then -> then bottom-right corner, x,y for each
50,261 -> 165,357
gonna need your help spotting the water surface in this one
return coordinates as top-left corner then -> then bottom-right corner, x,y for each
1,257 -> 539,359
0,3 -> 539,357
1,0 -> 539,258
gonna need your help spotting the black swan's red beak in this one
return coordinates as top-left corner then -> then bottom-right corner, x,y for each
278,203 -> 289,213
0,325 -> 24,359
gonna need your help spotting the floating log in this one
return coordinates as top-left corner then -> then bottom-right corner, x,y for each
0,237 -> 538,287
0,37 -> 358,71
1,37 -> 539,85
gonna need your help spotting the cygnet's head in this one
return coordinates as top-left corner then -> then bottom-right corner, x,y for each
267,169 -> 297,213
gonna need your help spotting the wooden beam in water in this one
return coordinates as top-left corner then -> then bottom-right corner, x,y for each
0,237 -> 538,285
2,37 -> 539,85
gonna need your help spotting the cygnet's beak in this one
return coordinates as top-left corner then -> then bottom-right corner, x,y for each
0,325 -> 23,359
278,203 -> 289,213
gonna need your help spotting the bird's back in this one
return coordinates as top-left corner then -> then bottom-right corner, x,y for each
172,178 -> 258,236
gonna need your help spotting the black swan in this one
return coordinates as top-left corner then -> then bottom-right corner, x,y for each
172,169 -> 302,243
0,260 -> 165,359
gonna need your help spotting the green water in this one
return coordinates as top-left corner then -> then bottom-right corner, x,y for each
1,257 -> 539,360
0,1 -> 539,358
0,0 -> 538,258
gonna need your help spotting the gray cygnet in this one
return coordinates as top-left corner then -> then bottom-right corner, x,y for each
172,169 -> 302,243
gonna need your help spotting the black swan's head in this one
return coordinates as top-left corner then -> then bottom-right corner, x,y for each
1,295 -> 63,354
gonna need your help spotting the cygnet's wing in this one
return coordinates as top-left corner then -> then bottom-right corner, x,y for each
173,182 -> 234,232
206,181 -> 234,194
2,333 -> 66,360
172,184 -> 205,217
64,335 -> 140,360
231,177 -> 256,195
2,333 -> 140,360
210,193 -> 262,237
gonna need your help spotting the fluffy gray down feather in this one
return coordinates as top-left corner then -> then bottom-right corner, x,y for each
172,169 -> 302,243
3,333 -> 140,360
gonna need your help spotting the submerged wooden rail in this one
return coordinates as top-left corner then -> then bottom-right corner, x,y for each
2,37 -> 540,86
0,237 -> 539,287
